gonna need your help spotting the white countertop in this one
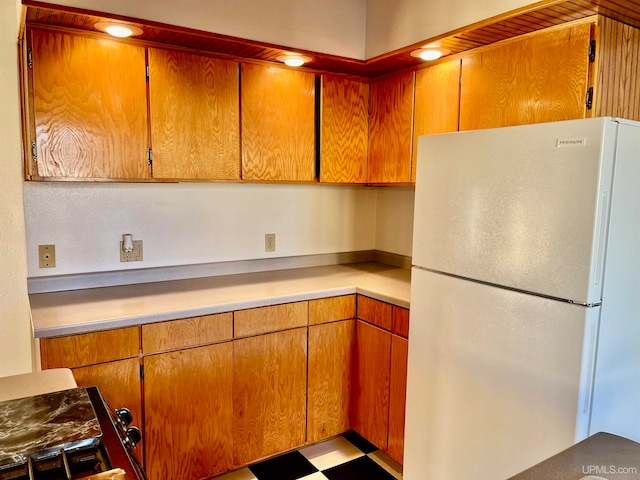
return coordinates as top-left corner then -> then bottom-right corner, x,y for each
0,369 -> 78,402
30,262 -> 411,338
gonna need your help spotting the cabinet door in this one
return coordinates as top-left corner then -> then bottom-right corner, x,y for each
413,59 -> 461,183
148,49 -> 240,180
30,29 -> 148,179
320,76 -> 368,183
233,328 -> 307,466
387,334 -> 408,464
144,343 -> 233,480
351,320 -> 391,450
308,320 -> 355,442
368,72 -> 415,184
460,23 -> 592,130
241,64 -> 315,181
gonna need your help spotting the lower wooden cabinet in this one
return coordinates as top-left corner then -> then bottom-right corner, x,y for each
143,343 -> 233,480
388,335 -> 409,463
308,319 -> 355,442
233,328 -> 307,466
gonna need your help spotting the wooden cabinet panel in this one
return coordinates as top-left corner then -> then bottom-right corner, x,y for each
241,64 -> 315,181
234,301 -> 308,337
309,295 -> 356,325
142,312 -> 232,354
41,327 -> 139,369
30,29 -> 148,179
320,76 -> 368,183
392,306 -> 410,338
387,335 -> 408,464
144,343 -> 233,480
595,17 -> 640,121
460,23 -> 592,130
351,321 -> 391,450
233,328 -> 307,466
368,72 -> 415,184
148,49 -> 240,180
308,320 -> 355,442
357,295 -> 393,331
413,59 -> 461,182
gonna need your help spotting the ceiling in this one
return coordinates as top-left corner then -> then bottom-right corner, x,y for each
22,0 -> 640,78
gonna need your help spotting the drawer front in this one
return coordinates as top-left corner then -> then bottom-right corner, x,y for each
142,313 -> 233,354
234,301 -> 308,337
357,295 -> 393,331
309,295 -> 356,325
392,306 -> 410,338
41,327 -> 140,369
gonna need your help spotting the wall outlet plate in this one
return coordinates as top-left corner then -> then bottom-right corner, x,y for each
265,233 -> 276,252
38,244 -> 56,268
120,240 -> 143,262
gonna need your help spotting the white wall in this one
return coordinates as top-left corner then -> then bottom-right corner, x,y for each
375,187 -> 415,257
45,0 -> 367,59
365,0 -> 534,58
0,0 -> 34,376
24,183 -> 377,276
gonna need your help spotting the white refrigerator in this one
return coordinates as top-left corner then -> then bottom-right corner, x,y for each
405,117 -> 640,480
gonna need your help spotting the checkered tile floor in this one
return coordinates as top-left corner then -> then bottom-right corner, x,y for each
213,432 -> 403,480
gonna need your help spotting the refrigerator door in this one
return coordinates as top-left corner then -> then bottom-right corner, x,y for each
413,117 -> 616,305
404,268 -> 599,480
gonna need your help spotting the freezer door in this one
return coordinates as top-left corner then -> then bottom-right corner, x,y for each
404,268 -> 599,480
413,117 -> 616,305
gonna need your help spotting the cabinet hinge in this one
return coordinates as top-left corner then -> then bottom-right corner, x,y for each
146,64 -> 150,80
588,40 -> 596,63
140,365 -> 144,380
31,141 -> 38,163
27,49 -> 33,69
585,87 -> 594,110
147,147 -> 153,165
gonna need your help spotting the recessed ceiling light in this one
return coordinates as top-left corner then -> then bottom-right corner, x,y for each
94,22 -> 143,38
410,47 -> 451,61
276,53 -> 313,67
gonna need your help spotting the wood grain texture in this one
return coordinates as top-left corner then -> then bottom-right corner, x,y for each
595,17 -> 640,121
234,301 -> 308,337
141,312 -> 232,354
460,22 -> 592,130
144,343 -> 233,480
233,328 -> 307,466
412,59 -> 461,183
148,48 -> 240,179
351,321 -> 391,450
309,295 -> 356,325
320,76 -> 368,183
72,359 -> 143,462
368,72 -> 415,184
387,335 -> 408,464
30,29 -> 148,179
308,320 -> 355,442
392,306 -> 410,338
41,327 -> 139,369
241,64 -> 315,181
357,295 -> 393,331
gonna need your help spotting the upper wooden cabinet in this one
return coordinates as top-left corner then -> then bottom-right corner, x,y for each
148,48 -> 240,180
241,63 -> 316,182
368,71 -> 415,184
412,59 -> 461,183
28,29 -> 149,179
319,76 -> 369,183
459,23 -> 593,130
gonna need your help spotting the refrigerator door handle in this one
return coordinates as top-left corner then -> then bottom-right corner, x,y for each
594,190 -> 610,286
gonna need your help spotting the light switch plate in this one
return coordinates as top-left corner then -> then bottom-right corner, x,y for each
120,240 -> 143,262
38,244 -> 56,268
265,233 -> 276,252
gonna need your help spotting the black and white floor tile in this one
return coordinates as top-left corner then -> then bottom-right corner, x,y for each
213,432 -> 403,480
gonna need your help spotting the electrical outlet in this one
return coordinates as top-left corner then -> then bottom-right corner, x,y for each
265,233 -> 276,252
120,240 -> 143,262
38,245 -> 56,268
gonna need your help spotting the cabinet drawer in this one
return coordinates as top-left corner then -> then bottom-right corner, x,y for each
234,301 -> 308,337
392,306 -> 410,338
357,295 -> 393,331
309,295 -> 356,325
142,313 -> 233,354
41,327 -> 139,369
